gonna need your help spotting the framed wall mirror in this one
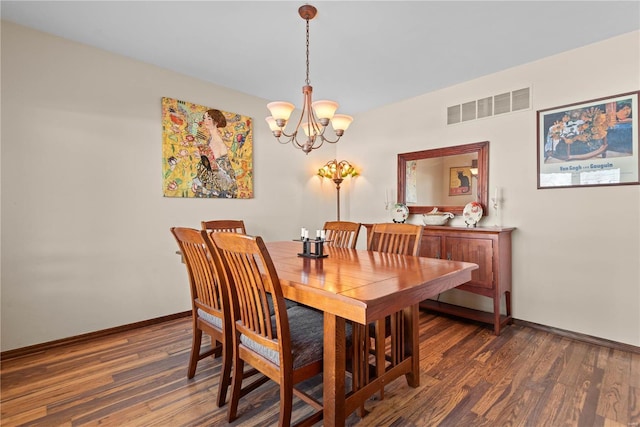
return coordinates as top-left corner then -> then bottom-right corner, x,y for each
397,141 -> 489,216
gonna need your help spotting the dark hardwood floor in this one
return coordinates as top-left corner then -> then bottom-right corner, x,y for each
2,312 -> 639,426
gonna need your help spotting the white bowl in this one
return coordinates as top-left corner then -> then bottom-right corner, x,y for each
422,213 -> 454,226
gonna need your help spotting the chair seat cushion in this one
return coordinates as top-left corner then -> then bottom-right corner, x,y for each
240,305 -> 352,370
266,293 -> 298,315
197,308 -> 223,330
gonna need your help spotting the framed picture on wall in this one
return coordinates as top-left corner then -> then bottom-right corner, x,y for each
449,166 -> 473,196
536,91 -> 639,189
161,97 -> 254,198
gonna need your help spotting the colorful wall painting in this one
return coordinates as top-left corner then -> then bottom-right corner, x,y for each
162,97 -> 253,198
537,91 -> 639,188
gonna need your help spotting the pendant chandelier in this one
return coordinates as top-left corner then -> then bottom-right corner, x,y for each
265,4 -> 353,155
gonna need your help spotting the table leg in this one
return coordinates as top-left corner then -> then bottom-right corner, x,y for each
404,303 -> 420,387
324,312 -> 346,427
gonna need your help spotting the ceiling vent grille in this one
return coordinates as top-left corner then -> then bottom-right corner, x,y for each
494,92 -> 511,115
447,105 -> 461,125
512,88 -> 530,111
447,87 -> 531,125
477,96 -> 493,119
461,101 -> 476,122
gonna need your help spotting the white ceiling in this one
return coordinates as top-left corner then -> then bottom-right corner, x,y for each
2,1 -> 639,114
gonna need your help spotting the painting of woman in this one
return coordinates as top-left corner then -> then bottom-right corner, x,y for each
194,109 -> 238,198
161,97 -> 253,199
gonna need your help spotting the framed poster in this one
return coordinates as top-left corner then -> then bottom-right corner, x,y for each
537,91 -> 639,189
162,97 -> 253,198
449,166 -> 473,196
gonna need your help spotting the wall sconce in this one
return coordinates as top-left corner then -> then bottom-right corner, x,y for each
470,159 -> 479,177
317,160 -> 358,220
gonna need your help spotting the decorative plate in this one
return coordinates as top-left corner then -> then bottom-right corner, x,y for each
391,203 -> 409,223
463,201 -> 483,227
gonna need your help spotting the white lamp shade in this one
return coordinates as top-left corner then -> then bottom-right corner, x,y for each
331,114 -> 353,132
312,100 -> 339,120
265,116 -> 280,131
300,122 -> 320,137
267,101 -> 295,121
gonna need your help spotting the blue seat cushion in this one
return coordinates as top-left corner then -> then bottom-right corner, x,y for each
266,293 -> 298,315
196,295 -> 296,328
240,305 -> 352,369
197,308 -> 223,329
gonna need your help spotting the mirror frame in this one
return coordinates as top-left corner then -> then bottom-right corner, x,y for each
397,141 -> 489,216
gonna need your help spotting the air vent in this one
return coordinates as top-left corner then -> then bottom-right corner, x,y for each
512,87 -> 530,111
447,86 -> 531,125
462,101 -> 476,122
447,105 -> 461,125
494,92 -> 511,115
477,96 -> 493,119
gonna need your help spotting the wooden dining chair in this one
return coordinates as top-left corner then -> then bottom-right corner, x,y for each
323,220 -> 361,249
365,222 -> 424,399
201,219 -> 246,234
202,219 -> 299,314
367,222 -> 423,256
209,232 -> 328,427
170,227 -> 233,408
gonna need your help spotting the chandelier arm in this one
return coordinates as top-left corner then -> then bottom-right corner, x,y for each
276,136 -> 295,145
292,138 -> 306,150
311,136 -> 325,150
276,130 -> 296,139
309,108 -> 325,137
319,134 -> 343,145
289,99 -> 308,149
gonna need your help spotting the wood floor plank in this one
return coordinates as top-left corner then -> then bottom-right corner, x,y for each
479,332 -> 551,422
529,382 -> 568,426
471,326 -> 538,416
2,314 -> 639,426
0,405 -> 48,426
629,386 -> 640,427
529,333 -> 570,384
597,349 -> 632,424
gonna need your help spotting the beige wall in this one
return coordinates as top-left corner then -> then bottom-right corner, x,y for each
0,22 -> 337,351
1,21 -> 638,350
342,31 -> 640,346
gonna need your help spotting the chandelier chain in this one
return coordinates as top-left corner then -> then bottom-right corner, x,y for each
305,18 -> 310,86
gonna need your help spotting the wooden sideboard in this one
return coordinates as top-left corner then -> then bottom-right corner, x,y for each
361,223 -> 514,334
419,225 -> 514,335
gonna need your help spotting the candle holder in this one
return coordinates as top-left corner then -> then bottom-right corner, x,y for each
491,196 -> 501,227
295,237 -> 329,259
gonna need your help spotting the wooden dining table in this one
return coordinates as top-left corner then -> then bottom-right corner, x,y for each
265,241 -> 478,426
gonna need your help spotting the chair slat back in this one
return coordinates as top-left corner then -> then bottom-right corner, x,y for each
171,227 -> 227,319
210,233 -> 289,358
323,221 -> 361,249
201,219 -> 246,234
367,223 -> 424,256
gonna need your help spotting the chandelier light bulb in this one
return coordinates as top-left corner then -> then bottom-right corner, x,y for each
300,122 -> 321,137
312,100 -> 339,123
330,114 -> 354,134
265,116 -> 282,137
266,101 -> 295,124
